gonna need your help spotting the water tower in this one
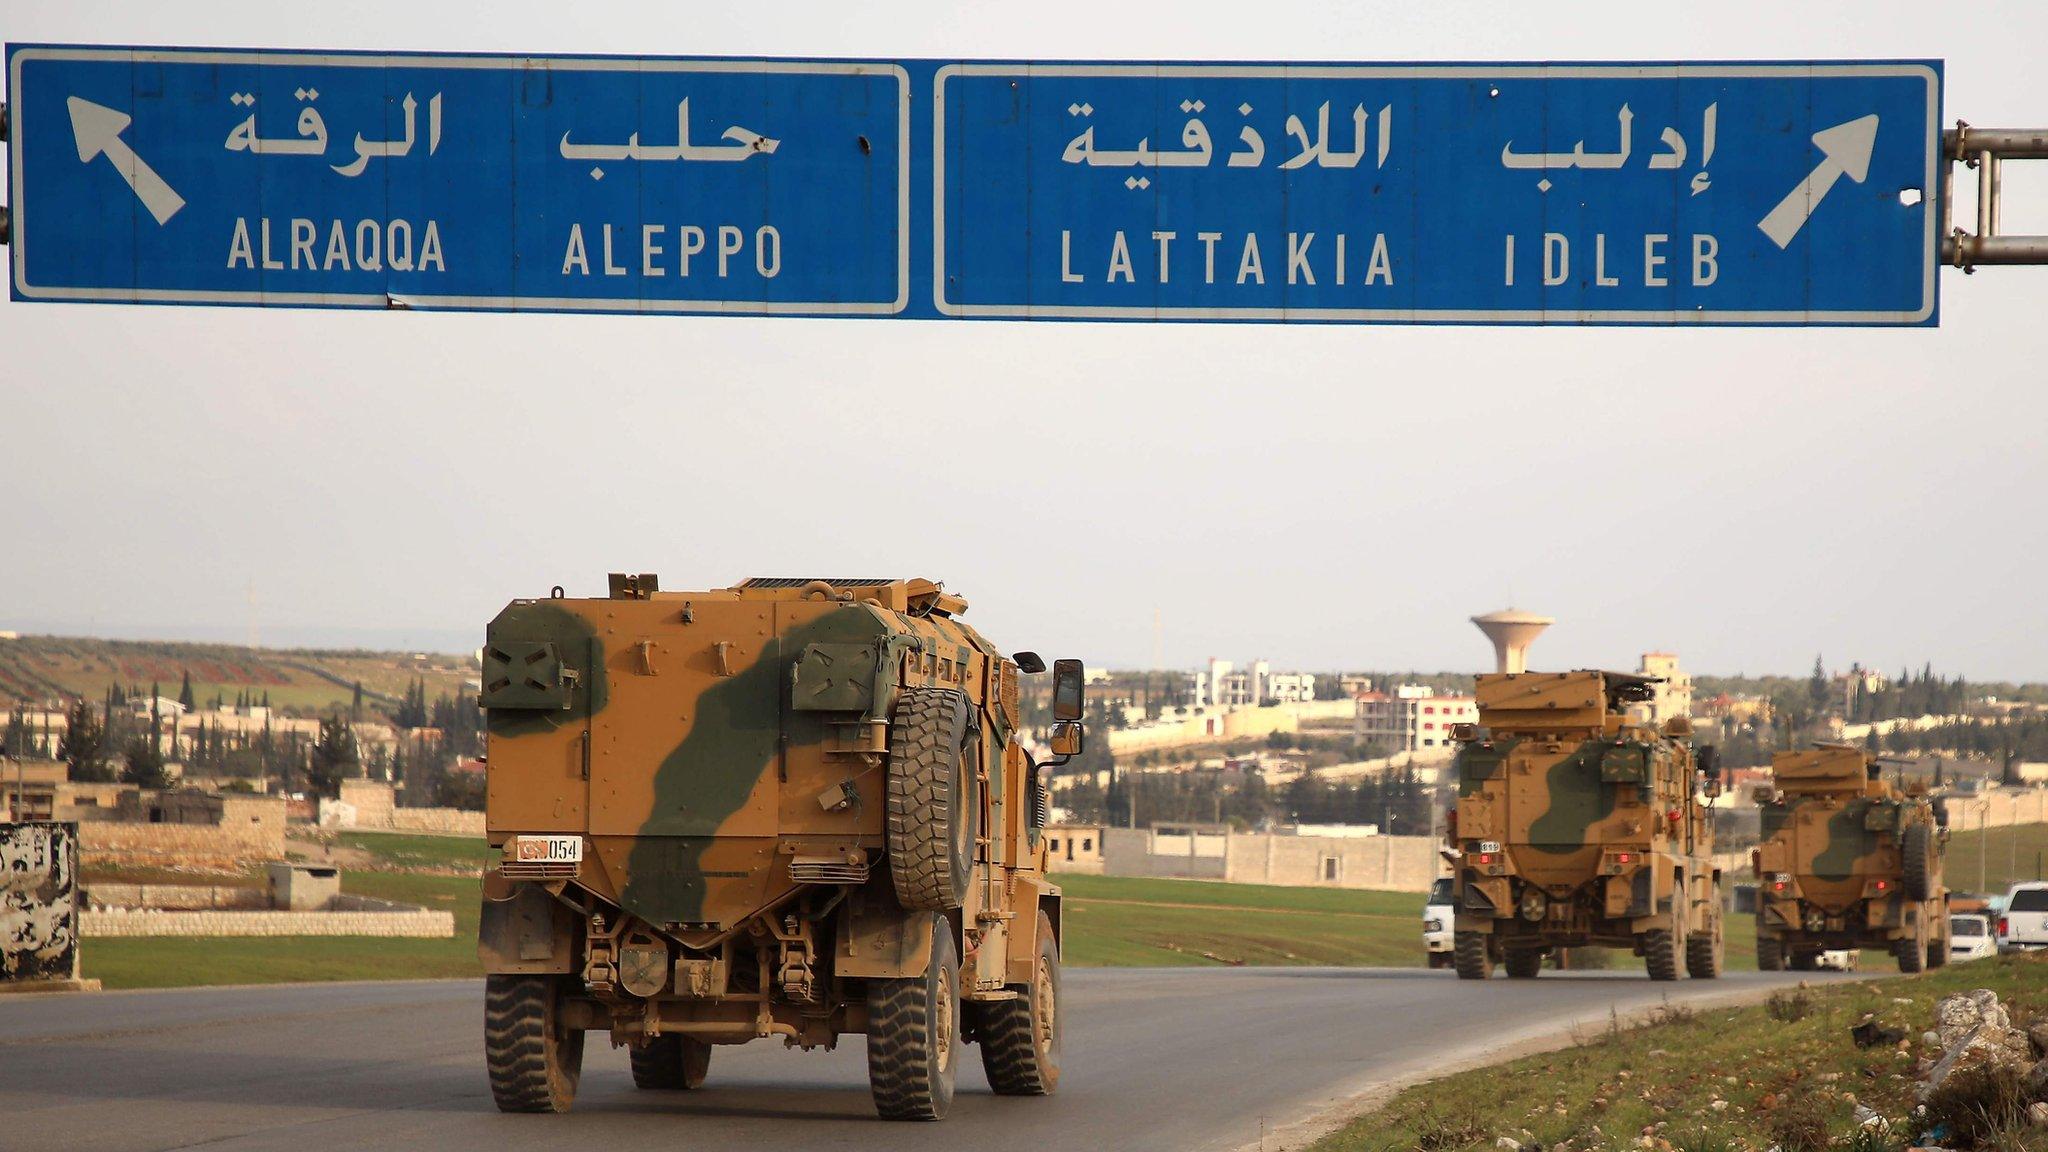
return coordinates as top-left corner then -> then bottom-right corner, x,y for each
1471,609 -> 1553,674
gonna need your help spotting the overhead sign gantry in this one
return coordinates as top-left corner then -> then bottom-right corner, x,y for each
0,46 -> 2027,326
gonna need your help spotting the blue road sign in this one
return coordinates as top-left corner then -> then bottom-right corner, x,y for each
5,47 -> 1941,325
6,47 -> 910,316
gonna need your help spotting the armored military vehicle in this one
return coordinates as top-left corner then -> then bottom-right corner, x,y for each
1447,670 -> 1724,981
1751,744 -> 1949,973
476,575 -> 1084,1119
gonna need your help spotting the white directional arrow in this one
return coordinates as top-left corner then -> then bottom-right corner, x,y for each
67,96 -> 185,225
1757,113 -> 1879,250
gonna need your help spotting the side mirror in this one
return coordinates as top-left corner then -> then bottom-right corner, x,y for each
1933,797 -> 1950,829
1051,658 -> 1085,721
1049,722 -> 1083,758
1696,745 -> 1722,798
1012,651 -> 1047,675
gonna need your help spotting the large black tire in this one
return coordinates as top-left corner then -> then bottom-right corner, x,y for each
1686,929 -> 1724,979
1453,931 -> 1493,980
978,911 -> 1062,1096
887,689 -> 978,912
1642,882 -> 1688,981
1895,915 -> 1927,973
1927,912 -> 1950,969
1504,948 -> 1543,979
1789,950 -> 1818,972
485,974 -> 585,1114
1642,930 -> 1681,981
867,916 -> 961,1120
1902,822 -> 1936,902
1756,934 -> 1786,972
630,1034 -> 711,1090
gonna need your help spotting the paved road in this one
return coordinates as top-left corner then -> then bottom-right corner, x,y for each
1,968 -> 1847,1152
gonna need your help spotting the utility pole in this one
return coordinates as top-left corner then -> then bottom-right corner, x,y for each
1979,800 -> 1990,894
2011,804 -> 2020,882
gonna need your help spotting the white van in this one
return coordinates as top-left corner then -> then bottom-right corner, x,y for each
1949,913 -> 1998,962
1424,877 -> 1456,968
1996,881 -> 2048,952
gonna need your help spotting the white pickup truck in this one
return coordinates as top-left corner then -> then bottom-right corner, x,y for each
1424,877 -> 1455,968
1996,881 -> 2048,953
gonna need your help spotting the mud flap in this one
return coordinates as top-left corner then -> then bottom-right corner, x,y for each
478,883 -> 579,975
840,903 -> 938,980
1004,877 -> 1061,984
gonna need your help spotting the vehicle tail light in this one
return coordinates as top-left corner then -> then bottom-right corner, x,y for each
1998,917 -> 2010,936
1772,880 -> 1787,892
1666,809 -> 1681,824
1476,852 -> 1496,865
1874,880 -> 1888,892
1616,852 -> 1633,864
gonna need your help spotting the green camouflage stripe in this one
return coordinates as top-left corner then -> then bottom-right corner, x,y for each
621,606 -> 886,926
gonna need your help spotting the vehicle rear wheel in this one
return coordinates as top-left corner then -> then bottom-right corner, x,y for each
484,974 -> 585,1114
1504,948 -> 1543,978
1642,930 -> 1681,981
1756,935 -> 1786,972
978,911 -> 1061,1096
1927,914 -> 1950,970
1902,822 -> 1936,902
1895,916 -> 1927,973
1453,931 -> 1493,980
1788,950 -> 1818,972
1643,894 -> 1686,981
867,916 -> 961,1120
886,689 -> 978,912
1687,903 -> 1724,979
630,1033 -> 711,1090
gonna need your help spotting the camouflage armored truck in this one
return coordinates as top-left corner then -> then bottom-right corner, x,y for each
476,575 -> 1084,1119
1751,744 -> 1950,973
1447,670 -> 1724,981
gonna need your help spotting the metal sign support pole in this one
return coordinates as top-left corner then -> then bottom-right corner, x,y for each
1944,124 -> 2048,268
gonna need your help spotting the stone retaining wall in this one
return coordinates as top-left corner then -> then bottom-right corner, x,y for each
1087,826 -> 1441,891
83,883 -> 266,911
81,899 -> 454,938
78,816 -> 286,871
388,808 -> 486,836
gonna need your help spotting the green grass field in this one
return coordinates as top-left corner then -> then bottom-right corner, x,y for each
84,870 -> 481,989
1941,819 -> 2048,897
1057,873 -> 1430,967
329,830 -> 497,871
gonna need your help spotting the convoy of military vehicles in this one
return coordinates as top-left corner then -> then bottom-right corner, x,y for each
1445,670 -> 1725,981
478,575 -> 1083,1117
470,576 -> 1977,1111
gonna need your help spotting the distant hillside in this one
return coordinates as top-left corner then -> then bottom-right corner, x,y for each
0,634 -> 477,717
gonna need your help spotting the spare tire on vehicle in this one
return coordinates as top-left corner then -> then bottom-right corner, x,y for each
887,688 -> 979,911
1902,821 -> 1936,902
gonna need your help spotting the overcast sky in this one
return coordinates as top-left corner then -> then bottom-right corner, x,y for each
4,2 -> 2045,681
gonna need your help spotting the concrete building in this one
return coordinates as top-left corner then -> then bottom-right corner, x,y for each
1,760 -> 131,822
1266,673 -> 1316,704
1185,658 -> 1315,709
1044,825 -> 1105,873
1049,824 -> 1441,891
1355,685 -> 1477,752
1633,651 -> 1694,725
